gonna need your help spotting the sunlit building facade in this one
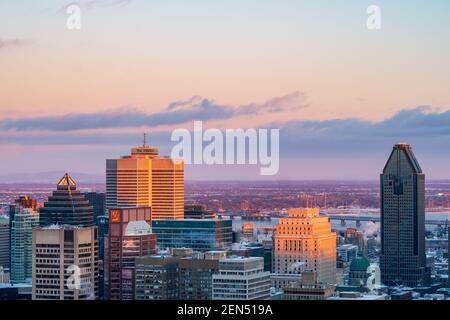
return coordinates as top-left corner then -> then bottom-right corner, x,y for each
106,138 -> 184,220
273,208 -> 336,287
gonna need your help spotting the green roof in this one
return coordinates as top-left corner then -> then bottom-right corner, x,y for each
350,252 -> 370,272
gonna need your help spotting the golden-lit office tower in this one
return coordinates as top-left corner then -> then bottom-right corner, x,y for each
274,208 -> 336,286
32,225 -> 98,300
106,135 -> 158,209
106,135 -> 184,220
151,157 -> 184,220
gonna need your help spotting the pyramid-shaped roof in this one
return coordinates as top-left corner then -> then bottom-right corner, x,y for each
57,173 -> 77,190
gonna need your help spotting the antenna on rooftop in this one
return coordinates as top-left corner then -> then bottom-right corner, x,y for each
143,132 -> 148,147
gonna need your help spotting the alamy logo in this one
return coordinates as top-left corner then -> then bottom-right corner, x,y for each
171,121 -> 280,176
66,264 -> 81,290
66,5 -> 81,30
367,5 -> 382,30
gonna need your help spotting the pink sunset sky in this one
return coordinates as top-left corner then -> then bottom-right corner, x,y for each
1,0 -> 450,180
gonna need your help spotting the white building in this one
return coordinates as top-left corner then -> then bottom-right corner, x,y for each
212,257 -> 271,300
32,225 -> 98,300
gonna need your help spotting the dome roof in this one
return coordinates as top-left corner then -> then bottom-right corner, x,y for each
350,252 -> 370,272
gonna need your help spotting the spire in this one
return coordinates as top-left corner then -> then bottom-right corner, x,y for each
143,132 -> 148,147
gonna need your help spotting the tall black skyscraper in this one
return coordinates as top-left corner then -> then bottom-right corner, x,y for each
39,173 -> 95,227
380,143 -> 430,287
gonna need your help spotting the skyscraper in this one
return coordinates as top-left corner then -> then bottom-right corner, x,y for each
9,196 -> 39,283
106,207 -> 157,300
380,143 -> 430,287
32,226 -> 98,300
0,217 -> 9,270
273,208 -> 336,288
39,174 -> 95,227
106,137 -> 184,220
151,157 -> 184,220
32,174 -> 99,300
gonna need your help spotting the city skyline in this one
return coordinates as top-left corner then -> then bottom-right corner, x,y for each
1,1 -> 450,180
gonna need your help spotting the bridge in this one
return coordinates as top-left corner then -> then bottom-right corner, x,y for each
326,214 -> 449,227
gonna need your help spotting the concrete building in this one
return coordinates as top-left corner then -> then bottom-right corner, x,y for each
273,208 -> 336,288
380,143 -> 430,287
106,137 -> 184,220
9,196 -> 39,283
212,257 -> 271,300
32,225 -> 98,300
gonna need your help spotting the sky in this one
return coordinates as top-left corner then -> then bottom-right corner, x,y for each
0,0 -> 450,180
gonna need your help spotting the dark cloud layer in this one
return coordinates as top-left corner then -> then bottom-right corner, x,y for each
1,106 -> 450,160
0,92 -> 305,131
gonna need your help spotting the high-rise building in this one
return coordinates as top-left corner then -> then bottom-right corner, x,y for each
106,137 -> 184,220
9,196 -> 39,283
0,217 -> 9,270
380,143 -> 430,287
31,174 -> 99,300
273,208 -> 336,288
96,215 -> 109,300
32,225 -> 98,300
212,257 -> 271,300
134,256 -> 180,300
39,174 -> 94,227
152,219 -> 233,252
84,192 -> 106,219
106,207 -> 157,300
151,157 -> 184,220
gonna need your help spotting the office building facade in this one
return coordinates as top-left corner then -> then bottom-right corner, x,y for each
380,143 -> 430,287
273,208 -> 336,287
106,207 -> 157,300
32,226 -> 98,300
152,219 -> 233,252
212,257 -> 271,300
9,196 -> 39,283
0,217 -> 9,270
106,139 -> 184,220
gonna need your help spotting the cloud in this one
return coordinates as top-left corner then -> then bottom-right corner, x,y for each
0,38 -> 29,50
0,91 -> 307,131
278,106 -> 450,139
